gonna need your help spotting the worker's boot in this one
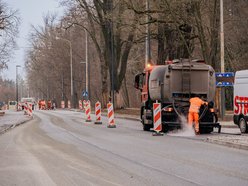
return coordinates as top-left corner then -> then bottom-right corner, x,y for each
195,131 -> 200,135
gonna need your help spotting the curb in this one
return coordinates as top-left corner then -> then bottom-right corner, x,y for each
0,118 -> 33,135
219,125 -> 238,129
206,138 -> 248,151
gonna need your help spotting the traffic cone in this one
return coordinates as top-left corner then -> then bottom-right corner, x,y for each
85,100 -> 92,122
61,101 -> 65,109
83,100 -> 87,112
28,103 -> 33,117
24,102 -> 28,115
152,101 -> 163,136
107,102 -> 116,128
79,100 -> 83,110
94,101 -> 102,124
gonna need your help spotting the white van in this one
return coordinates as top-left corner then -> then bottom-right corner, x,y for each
8,101 -> 17,110
233,70 -> 248,133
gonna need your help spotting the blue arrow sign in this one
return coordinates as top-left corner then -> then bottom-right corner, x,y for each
215,72 -> 234,77
215,72 -> 234,87
216,81 -> 233,87
82,91 -> 88,97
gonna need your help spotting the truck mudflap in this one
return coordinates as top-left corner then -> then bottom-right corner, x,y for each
162,121 -> 181,128
162,121 -> 221,133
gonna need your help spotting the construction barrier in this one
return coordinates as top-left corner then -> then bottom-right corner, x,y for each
152,101 -> 163,136
83,100 -> 87,111
79,100 -> 83,110
68,100 -> 71,109
107,102 -> 116,128
17,102 -> 22,111
24,102 -> 28,115
61,101 -> 65,109
94,101 -> 102,124
85,100 -> 92,122
28,103 -> 33,117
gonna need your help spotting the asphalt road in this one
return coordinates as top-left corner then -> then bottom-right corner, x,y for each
0,110 -> 248,186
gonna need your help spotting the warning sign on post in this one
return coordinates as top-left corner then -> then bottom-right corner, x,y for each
215,72 -> 234,87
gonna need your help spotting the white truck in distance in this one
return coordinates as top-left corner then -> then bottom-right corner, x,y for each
233,70 -> 248,133
21,97 -> 35,110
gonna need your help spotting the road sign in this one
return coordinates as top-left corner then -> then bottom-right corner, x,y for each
82,91 -> 88,97
216,81 -> 233,87
216,72 -> 234,87
215,72 -> 234,77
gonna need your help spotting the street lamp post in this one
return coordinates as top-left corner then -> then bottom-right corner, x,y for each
80,29 -> 89,100
85,29 -> 89,100
55,36 -> 74,108
220,0 -> 225,119
145,0 -> 151,67
16,65 -> 21,110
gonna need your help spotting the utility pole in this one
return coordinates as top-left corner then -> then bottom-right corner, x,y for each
16,65 -> 21,110
145,0 -> 151,67
110,1 -> 115,108
220,0 -> 225,119
80,28 -> 89,101
85,29 -> 89,100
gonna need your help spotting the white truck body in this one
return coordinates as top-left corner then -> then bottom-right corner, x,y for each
233,70 -> 248,133
21,97 -> 35,110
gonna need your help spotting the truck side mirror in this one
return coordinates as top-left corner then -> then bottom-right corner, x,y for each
134,73 -> 144,90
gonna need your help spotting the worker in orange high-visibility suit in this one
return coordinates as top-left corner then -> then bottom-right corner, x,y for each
188,96 -> 208,135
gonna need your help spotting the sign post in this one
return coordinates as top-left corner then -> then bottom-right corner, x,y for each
215,72 -> 234,119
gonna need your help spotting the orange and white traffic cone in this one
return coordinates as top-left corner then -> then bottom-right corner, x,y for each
107,102 -> 116,128
61,101 -> 65,109
94,101 -> 102,124
152,101 -> 163,136
24,102 -> 28,115
18,102 -> 22,111
83,100 -> 87,112
79,100 -> 83,110
85,100 -> 92,122
28,103 -> 33,117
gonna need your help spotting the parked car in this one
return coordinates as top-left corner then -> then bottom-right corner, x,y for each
233,70 -> 248,133
0,101 -> 5,110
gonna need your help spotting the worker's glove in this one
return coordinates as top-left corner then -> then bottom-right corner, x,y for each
203,102 -> 208,106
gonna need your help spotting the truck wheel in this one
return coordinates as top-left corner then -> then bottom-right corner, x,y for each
239,117 -> 248,133
143,124 -> 151,131
141,114 -> 152,131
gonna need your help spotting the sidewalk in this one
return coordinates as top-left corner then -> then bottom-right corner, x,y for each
207,135 -> 248,150
0,110 -> 32,134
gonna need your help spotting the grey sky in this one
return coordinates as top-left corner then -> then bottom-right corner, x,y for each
2,0 -> 65,81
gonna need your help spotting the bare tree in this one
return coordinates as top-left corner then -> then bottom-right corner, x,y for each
25,14 -> 97,107
59,0 -> 139,107
0,77 -> 15,102
0,0 -> 19,71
